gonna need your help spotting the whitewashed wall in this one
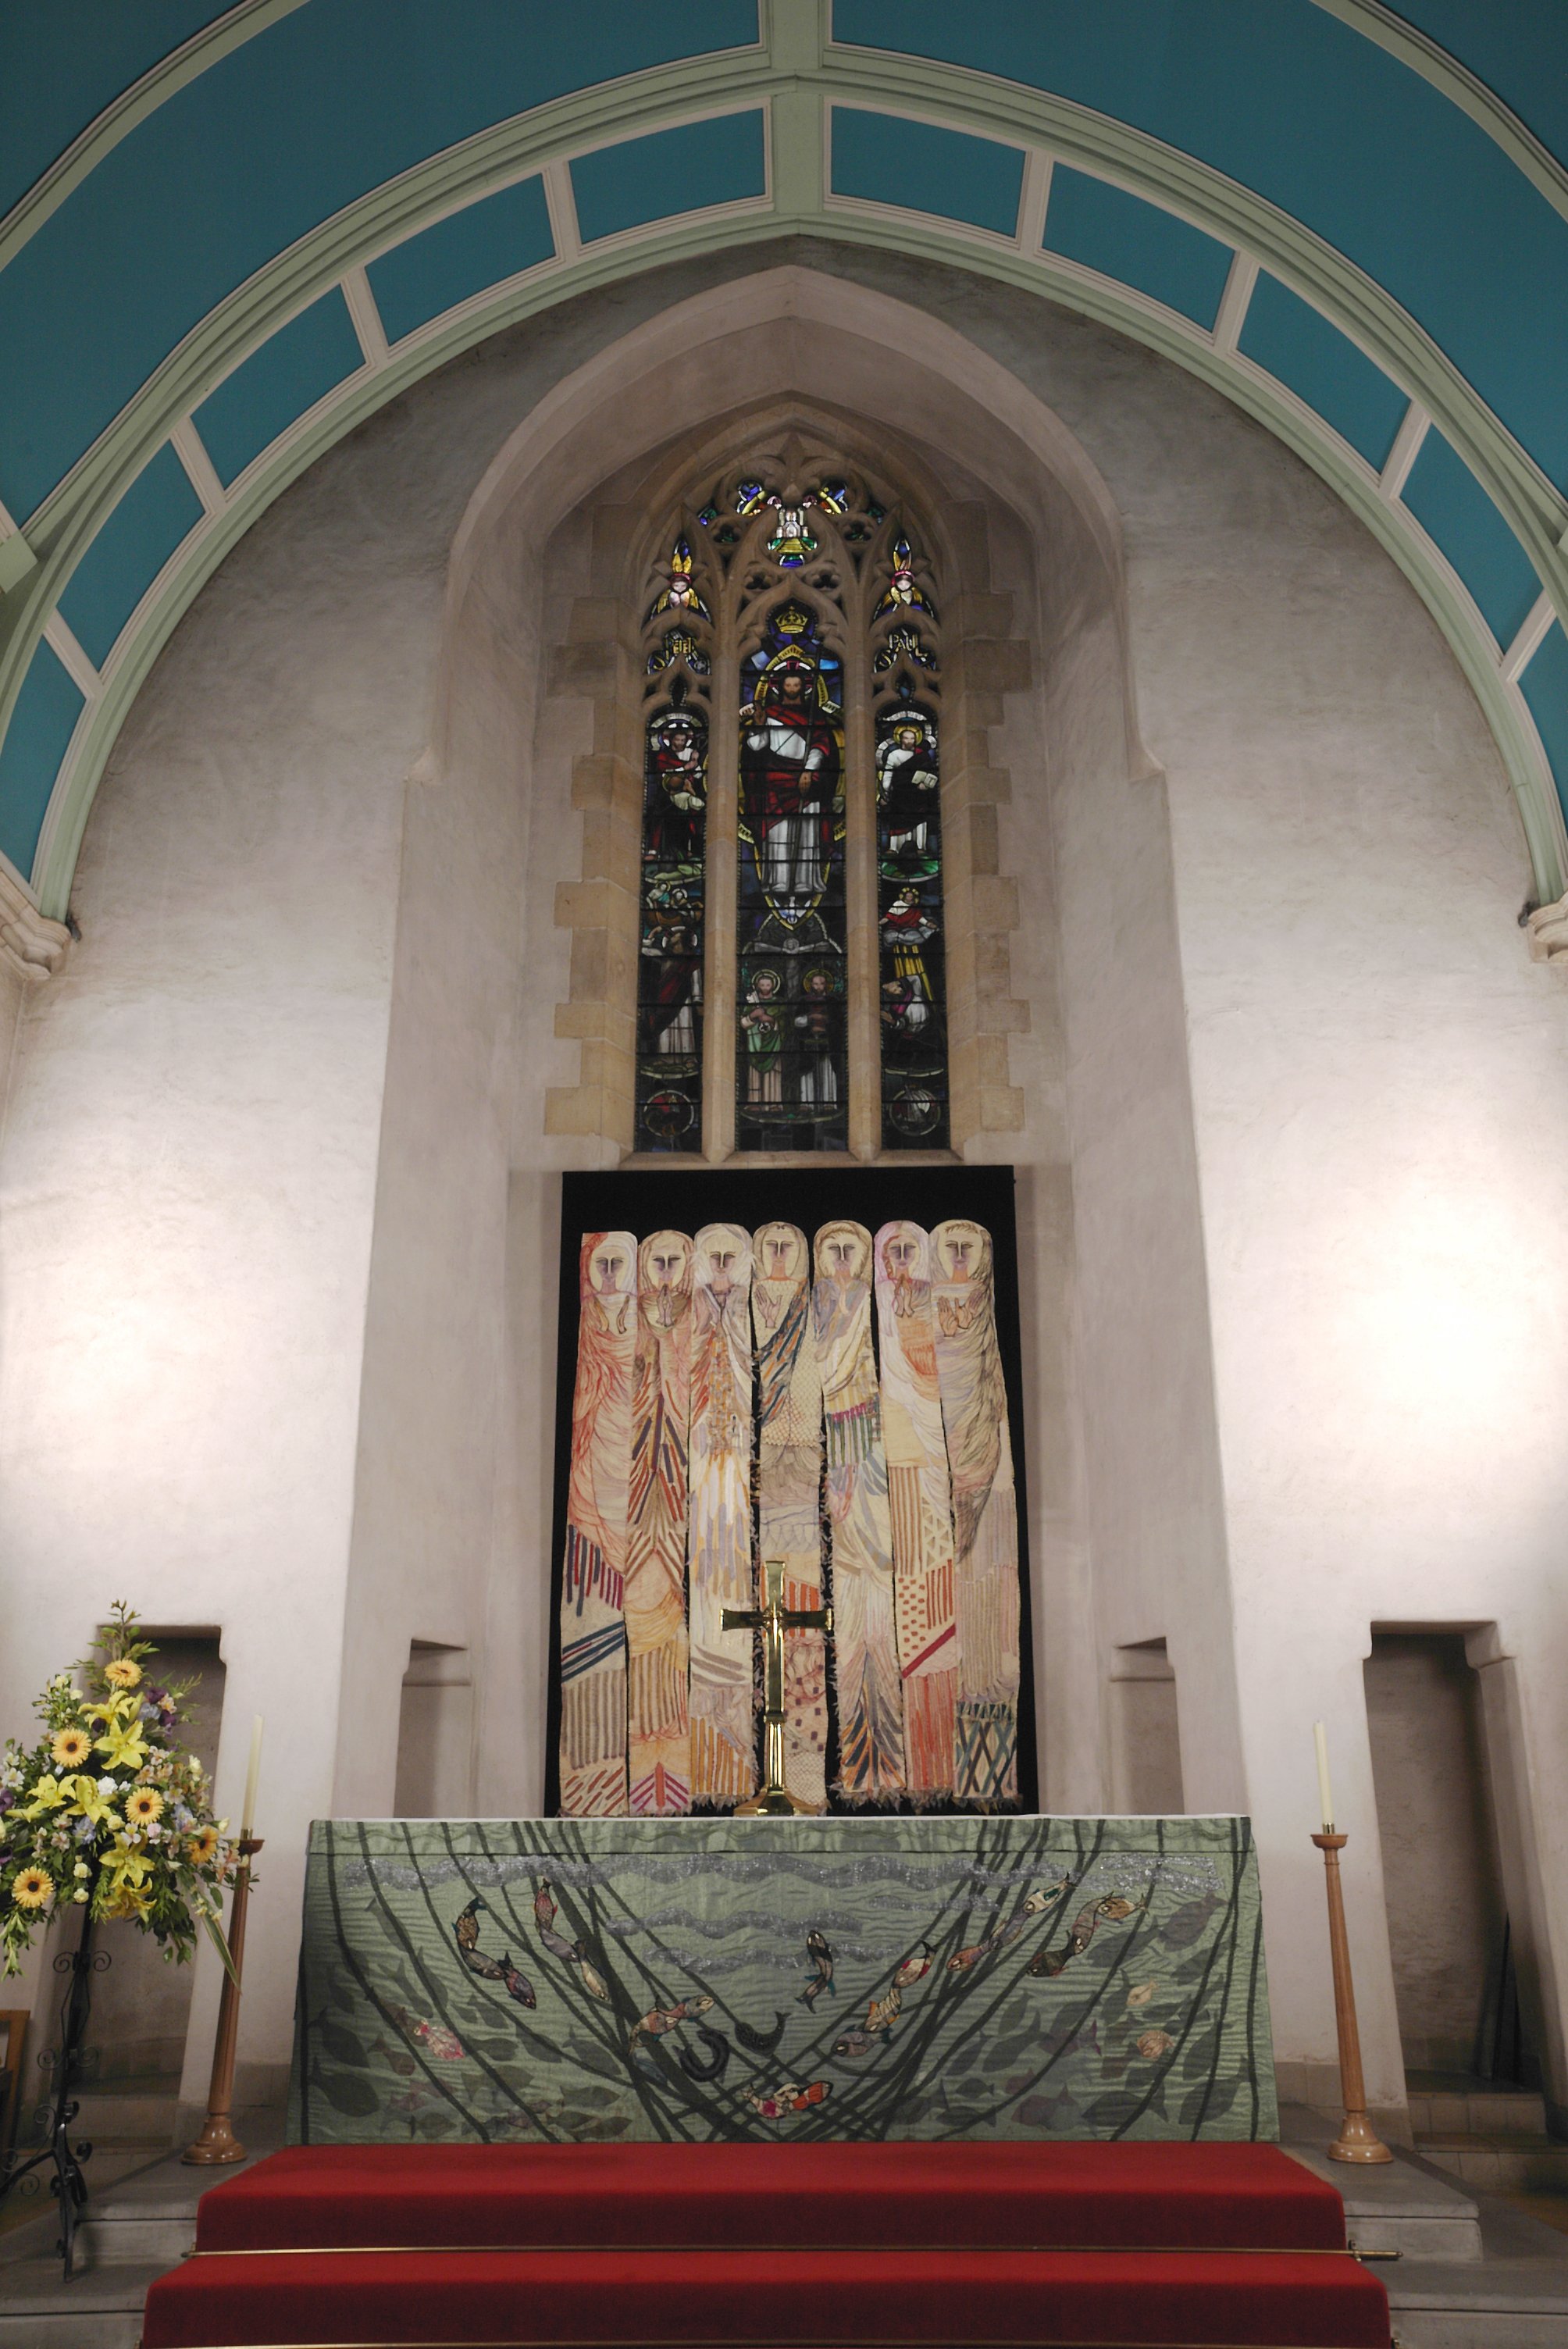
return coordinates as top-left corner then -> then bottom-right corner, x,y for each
0,241 -> 1563,2125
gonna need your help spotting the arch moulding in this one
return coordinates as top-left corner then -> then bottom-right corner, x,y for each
429,266 -> 1152,1160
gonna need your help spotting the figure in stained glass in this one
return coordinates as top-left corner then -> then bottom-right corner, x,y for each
874,536 -> 935,621
741,969 -> 786,1106
645,709 -> 707,871
875,691 -> 949,1150
793,965 -> 841,1113
646,537 -> 710,624
739,610 -> 843,942
736,601 -> 848,1148
876,711 -> 940,876
638,686 -> 708,1150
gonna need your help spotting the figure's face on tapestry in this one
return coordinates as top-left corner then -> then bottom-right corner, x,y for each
694,1222 -> 750,1298
878,1221 -> 928,1284
815,1219 -> 871,1285
754,1221 -> 807,1284
583,1231 -> 637,1302
932,1219 -> 992,1285
640,1230 -> 691,1295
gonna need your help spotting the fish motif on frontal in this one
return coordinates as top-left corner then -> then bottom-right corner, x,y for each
450,1897 -> 537,2009
747,2079 -> 830,2120
946,1917 -> 1025,1972
572,1945 -> 612,2004
799,1929 -> 835,2007
864,1983 -> 902,2036
893,1941 -> 933,1988
629,1994 -> 715,2048
1029,1895 -> 1140,1979
389,2009 -> 464,2062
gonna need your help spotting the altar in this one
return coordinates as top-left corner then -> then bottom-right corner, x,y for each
290,1813 -> 1277,2145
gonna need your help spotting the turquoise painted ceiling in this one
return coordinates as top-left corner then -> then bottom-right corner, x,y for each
2,0 -> 1566,921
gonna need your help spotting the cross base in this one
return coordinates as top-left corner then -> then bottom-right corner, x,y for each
733,1782 -> 818,1817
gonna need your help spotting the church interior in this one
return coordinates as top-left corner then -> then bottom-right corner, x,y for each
2,5 -> 1568,2344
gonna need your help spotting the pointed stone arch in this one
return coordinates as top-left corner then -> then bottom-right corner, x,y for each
433,265 -> 1151,1160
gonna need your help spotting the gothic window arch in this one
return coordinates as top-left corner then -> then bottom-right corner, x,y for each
633,451 -> 950,1158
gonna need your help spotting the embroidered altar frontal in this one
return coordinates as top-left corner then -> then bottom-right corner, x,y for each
290,1814 -> 1277,2146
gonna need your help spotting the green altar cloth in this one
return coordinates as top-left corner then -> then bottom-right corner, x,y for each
289,1816 -> 1277,2145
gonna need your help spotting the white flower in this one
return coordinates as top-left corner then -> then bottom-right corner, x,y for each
72,1888 -> 87,1904
73,1862 -> 91,1880
96,1777 -> 118,1798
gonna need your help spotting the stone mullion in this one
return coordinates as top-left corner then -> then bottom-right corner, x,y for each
843,596 -> 879,1160
704,629 -> 740,1161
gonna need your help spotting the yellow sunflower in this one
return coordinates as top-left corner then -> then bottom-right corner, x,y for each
12,1867 -> 54,1909
50,1727 -> 93,1768
187,1826 -> 219,1866
125,1788 -> 163,1827
104,1659 -> 143,1690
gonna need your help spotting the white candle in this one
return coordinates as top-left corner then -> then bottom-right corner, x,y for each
241,1715 -> 264,1841
1313,1720 -> 1335,1832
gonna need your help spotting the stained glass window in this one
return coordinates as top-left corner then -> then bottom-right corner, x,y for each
634,537 -> 711,1153
631,464 -> 950,1155
871,538 -> 949,1150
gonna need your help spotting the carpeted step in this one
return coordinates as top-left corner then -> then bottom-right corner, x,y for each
142,2242 -> 1392,2348
191,2140 -> 1347,2253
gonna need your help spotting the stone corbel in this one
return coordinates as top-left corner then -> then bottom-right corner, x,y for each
0,862 -> 70,987
1526,894 -> 1568,965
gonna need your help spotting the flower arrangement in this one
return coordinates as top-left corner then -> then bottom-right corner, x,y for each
1,1603 -> 236,1978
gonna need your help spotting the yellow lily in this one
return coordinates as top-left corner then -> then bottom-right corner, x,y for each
87,1693 -> 135,1728
103,1884 -> 153,1920
105,1840 -> 153,1891
95,1720 -> 148,1773
70,1777 -> 119,1828
22,1773 -> 71,1818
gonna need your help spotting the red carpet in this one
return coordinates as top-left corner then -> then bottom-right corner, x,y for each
141,2142 -> 1390,2347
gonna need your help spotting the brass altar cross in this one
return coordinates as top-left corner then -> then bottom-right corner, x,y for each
722,1559 -> 833,1815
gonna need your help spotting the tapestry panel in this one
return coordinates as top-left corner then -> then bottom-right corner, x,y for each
547,1167 -> 1037,1815
290,1816 -> 1277,2146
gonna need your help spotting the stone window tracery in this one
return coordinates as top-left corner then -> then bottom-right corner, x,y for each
633,457 -> 950,1157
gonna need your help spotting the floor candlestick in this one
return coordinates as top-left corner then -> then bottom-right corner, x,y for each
182,1837 -> 262,2166
1311,1830 -> 1393,2164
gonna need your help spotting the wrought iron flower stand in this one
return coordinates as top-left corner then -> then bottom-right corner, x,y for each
0,1889 -> 108,2280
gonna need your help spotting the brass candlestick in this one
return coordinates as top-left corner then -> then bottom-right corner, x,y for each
183,1837 -> 262,2165
1311,1832 -> 1392,2164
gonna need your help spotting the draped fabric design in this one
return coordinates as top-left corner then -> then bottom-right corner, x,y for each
931,1219 -> 1021,1805
553,1206 -> 1027,1816
625,1231 -> 693,1816
558,1232 -> 637,1816
873,1220 -> 957,1795
688,1224 -> 759,1804
813,1220 -> 907,1801
752,1221 -> 829,1812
